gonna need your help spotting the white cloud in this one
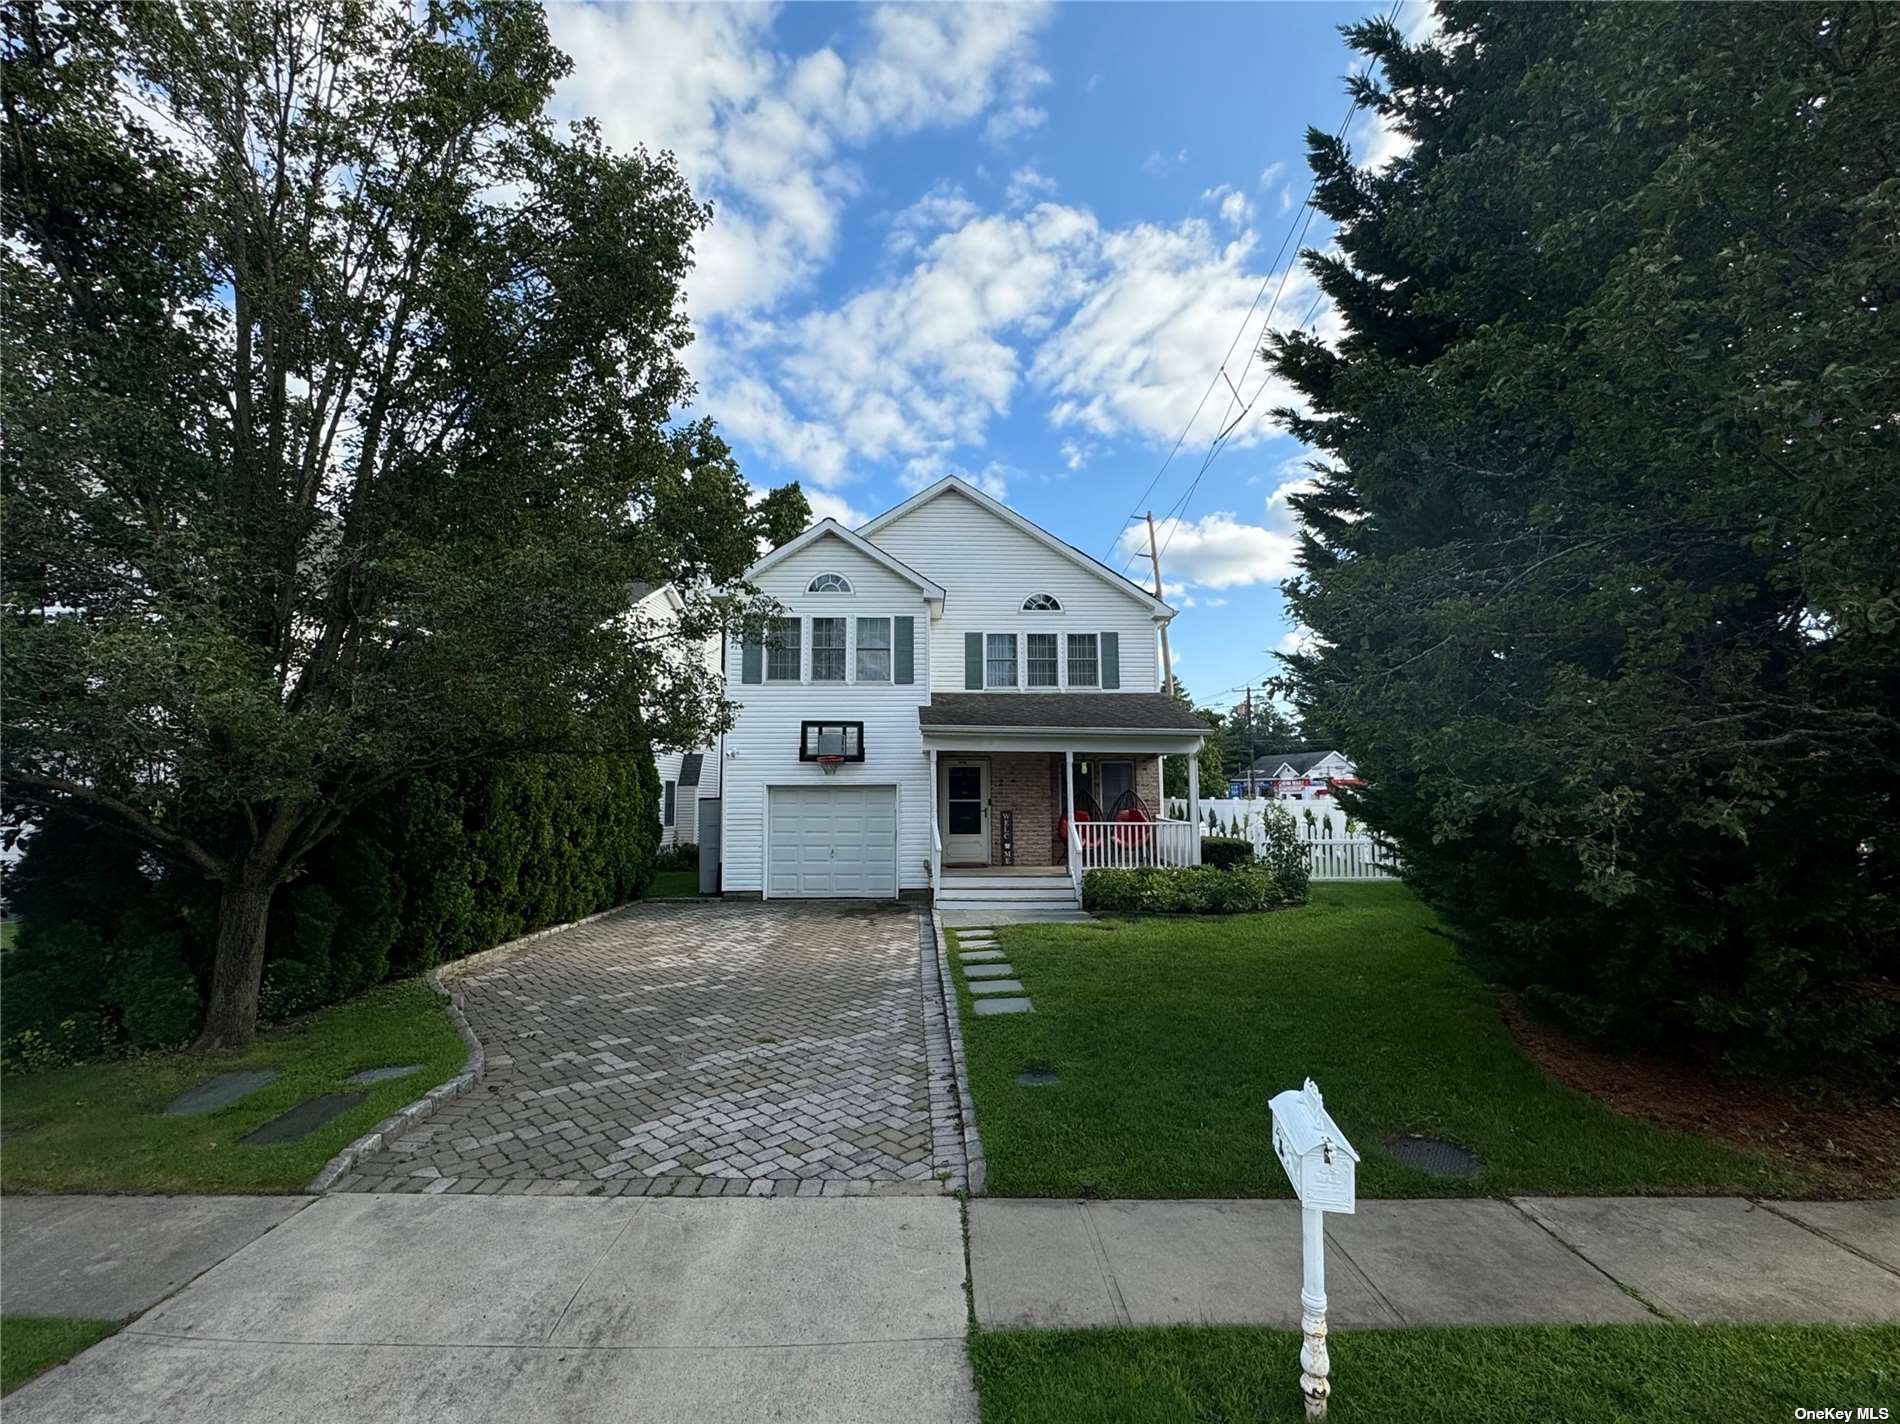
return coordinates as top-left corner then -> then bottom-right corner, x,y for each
805,488 -> 869,528
1256,161 -> 1284,190
1141,147 -> 1188,176
1118,511 -> 1300,591
1031,217 -> 1332,449
900,457 -> 1010,503
1006,165 -> 1057,208
1201,183 -> 1254,229
1058,438 -> 1092,471
553,3 -> 1052,319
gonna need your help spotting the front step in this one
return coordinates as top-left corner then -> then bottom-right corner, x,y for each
939,876 -> 1072,893
936,897 -> 1082,915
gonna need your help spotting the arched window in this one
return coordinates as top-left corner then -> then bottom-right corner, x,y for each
807,572 -> 853,593
1021,592 -> 1063,612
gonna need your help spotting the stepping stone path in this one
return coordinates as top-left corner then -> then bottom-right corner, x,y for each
956,928 -> 1035,1015
239,1092 -> 365,1146
345,1064 -> 425,1085
164,1070 -> 279,1117
1387,1133 -> 1483,1179
1014,1070 -> 1059,1087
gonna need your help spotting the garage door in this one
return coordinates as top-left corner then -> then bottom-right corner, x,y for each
767,785 -> 898,898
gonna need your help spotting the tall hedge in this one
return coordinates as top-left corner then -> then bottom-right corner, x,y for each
2,753 -> 661,1068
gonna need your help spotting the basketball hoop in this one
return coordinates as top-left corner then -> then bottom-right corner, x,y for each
816,754 -> 846,775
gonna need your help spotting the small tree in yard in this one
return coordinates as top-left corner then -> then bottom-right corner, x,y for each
1271,4 -> 1898,1081
1,0 -> 806,1048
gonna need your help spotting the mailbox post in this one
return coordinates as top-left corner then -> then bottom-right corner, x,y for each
1269,1079 -> 1359,1421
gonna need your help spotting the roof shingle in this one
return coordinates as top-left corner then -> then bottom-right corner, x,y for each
919,692 -> 1206,732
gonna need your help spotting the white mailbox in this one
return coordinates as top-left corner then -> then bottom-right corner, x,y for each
1270,1079 -> 1359,1215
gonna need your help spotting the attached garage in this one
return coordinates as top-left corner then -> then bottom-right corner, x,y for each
766,785 -> 898,898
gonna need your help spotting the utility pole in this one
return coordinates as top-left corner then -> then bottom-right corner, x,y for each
1145,511 -> 1175,698
1244,685 -> 1256,797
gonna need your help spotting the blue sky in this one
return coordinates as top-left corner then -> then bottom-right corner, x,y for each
546,2 -> 1422,713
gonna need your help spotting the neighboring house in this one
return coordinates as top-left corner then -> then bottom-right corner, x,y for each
634,582 -> 722,853
1231,748 -> 1359,800
712,476 -> 1208,912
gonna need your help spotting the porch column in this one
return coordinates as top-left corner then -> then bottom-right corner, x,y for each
1187,749 -> 1202,864
1063,749 -> 1076,862
928,747 -> 939,885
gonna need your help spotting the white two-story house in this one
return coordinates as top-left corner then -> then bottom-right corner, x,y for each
711,476 -> 1208,911
632,581 -> 721,854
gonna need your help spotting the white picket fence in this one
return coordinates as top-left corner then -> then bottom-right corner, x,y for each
1165,798 -> 1402,882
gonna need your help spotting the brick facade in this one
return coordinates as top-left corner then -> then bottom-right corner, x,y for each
983,752 -> 1168,867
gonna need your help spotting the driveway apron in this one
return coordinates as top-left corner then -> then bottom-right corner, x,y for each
337,901 -> 961,1197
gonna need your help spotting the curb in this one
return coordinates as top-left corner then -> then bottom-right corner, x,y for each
931,909 -> 988,1195
304,903 -> 635,1193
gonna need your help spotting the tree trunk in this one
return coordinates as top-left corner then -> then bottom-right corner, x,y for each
192,867 -> 276,1051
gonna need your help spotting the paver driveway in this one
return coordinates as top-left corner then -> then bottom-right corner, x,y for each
337,901 -> 964,1197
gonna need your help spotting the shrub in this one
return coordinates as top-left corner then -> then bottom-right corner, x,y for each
1252,810 -> 1311,902
0,747 -> 662,1070
652,841 -> 699,872
1081,864 -> 1304,915
1200,836 -> 1256,871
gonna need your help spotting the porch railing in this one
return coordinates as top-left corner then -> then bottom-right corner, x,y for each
1071,818 -> 1200,874
929,818 -> 943,899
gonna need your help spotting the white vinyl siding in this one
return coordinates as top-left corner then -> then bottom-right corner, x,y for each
720,531 -> 932,895
868,489 -> 1162,693
767,785 -> 898,897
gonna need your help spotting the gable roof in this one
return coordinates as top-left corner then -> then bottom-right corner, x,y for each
857,476 -> 1175,620
1250,749 -> 1348,777
631,581 -> 684,614
743,520 -> 946,608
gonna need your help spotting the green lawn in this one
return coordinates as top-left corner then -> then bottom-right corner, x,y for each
0,920 -> 18,951
969,1323 -> 1900,1424
950,884 -> 1800,1198
0,979 -> 465,1194
649,868 -> 701,898
1,1316 -> 118,1395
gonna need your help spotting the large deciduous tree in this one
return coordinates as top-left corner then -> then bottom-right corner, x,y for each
2,0 -> 806,1048
1271,4 -> 1899,1080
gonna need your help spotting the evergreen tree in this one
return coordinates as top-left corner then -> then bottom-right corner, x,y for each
1270,3 -> 1898,1078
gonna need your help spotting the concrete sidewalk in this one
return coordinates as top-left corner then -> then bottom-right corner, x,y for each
971,1196 -> 1900,1330
5,1193 -> 976,1424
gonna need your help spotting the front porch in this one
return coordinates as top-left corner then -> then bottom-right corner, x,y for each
917,692 -> 1210,908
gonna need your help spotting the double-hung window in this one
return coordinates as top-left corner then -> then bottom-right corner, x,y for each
856,617 -> 892,682
986,633 -> 1018,688
1026,632 -> 1059,688
765,617 -> 801,682
1066,633 -> 1099,688
811,617 -> 847,682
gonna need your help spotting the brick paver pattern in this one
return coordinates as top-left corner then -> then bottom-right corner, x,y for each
337,901 -> 956,1199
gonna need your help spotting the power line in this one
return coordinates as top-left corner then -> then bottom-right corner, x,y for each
1123,0 -> 1405,575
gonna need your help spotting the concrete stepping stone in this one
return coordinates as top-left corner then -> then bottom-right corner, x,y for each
970,980 -> 1025,995
164,1070 -> 279,1117
1014,1070 -> 1059,1086
960,949 -> 1007,963
345,1064 -> 425,1086
239,1092 -> 365,1146
964,963 -> 1017,979
973,997 -> 1033,1015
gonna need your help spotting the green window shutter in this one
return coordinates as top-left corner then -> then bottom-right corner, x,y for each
741,636 -> 763,685
964,631 -> 983,689
1101,631 -> 1121,689
894,617 -> 915,685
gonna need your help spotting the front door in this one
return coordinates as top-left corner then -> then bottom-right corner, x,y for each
942,759 -> 990,865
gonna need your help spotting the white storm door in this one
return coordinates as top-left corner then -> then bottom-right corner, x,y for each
941,760 -> 990,865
